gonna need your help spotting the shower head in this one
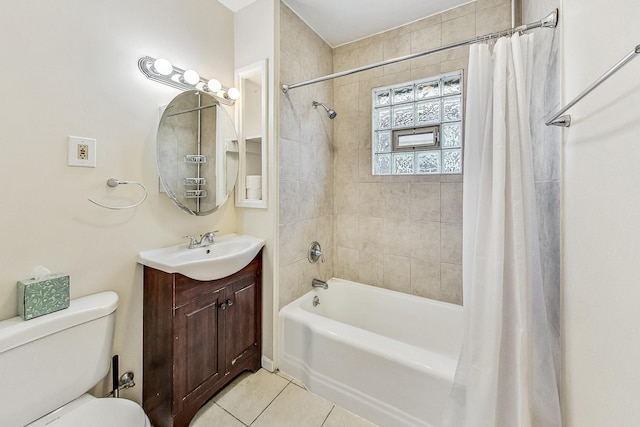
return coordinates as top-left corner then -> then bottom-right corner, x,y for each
312,101 -> 337,119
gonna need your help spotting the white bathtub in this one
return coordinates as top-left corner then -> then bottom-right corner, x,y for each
278,278 -> 463,427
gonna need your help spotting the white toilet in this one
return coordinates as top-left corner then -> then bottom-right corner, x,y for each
0,291 -> 150,427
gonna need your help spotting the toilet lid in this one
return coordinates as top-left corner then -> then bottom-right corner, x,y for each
44,398 -> 150,427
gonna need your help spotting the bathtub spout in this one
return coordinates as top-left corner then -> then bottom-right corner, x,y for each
312,278 -> 328,289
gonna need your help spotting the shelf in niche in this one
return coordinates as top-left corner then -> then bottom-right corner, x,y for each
246,136 -> 262,154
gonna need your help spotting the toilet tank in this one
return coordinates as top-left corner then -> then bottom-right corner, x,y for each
0,291 -> 118,427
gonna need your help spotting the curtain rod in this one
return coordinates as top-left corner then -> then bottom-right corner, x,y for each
281,9 -> 558,93
545,44 -> 640,127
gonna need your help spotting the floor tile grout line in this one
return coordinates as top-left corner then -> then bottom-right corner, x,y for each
246,378 -> 294,426
200,370 -> 357,427
320,404 -> 337,427
214,401 -> 251,427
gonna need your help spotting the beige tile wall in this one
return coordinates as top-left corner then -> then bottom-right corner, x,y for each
279,0 -> 512,308
331,0 -> 511,305
279,4 -> 334,308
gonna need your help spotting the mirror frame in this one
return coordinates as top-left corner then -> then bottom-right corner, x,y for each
235,59 -> 268,209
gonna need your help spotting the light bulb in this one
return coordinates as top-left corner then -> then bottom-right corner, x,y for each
182,69 -> 200,85
206,79 -> 222,92
227,87 -> 240,100
152,58 -> 173,76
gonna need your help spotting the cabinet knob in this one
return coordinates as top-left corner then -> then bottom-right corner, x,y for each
220,302 -> 227,310
226,299 -> 233,307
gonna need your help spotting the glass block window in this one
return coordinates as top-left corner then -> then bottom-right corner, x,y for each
376,107 -> 391,130
372,70 -> 463,175
393,152 -> 415,174
416,151 -> 440,174
416,100 -> 440,125
374,154 -> 391,174
393,85 -> 414,103
375,131 -> 391,153
375,89 -> 391,107
392,104 -> 415,128
442,149 -> 462,173
442,122 -> 462,148
416,80 -> 440,99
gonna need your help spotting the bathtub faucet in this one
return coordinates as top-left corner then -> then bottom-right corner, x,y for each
312,278 -> 328,290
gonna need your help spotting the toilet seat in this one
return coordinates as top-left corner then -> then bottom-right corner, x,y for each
27,394 -> 150,427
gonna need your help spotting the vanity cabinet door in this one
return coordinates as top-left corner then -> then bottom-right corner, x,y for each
173,288 -> 225,413
224,274 -> 260,372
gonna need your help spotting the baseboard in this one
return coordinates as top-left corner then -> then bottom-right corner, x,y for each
261,355 -> 274,372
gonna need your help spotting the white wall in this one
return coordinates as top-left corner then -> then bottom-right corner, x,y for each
521,0 -> 562,384
0,0 -> 236,401
235,0 -> 279,364
562,0 -> 640,425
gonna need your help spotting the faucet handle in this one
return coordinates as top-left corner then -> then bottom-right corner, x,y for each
200,230 -> 218,242
183,235 -> 198,248
308,241 -> 325,263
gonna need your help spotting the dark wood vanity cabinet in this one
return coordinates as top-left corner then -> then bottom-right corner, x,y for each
142,251 -> 262,427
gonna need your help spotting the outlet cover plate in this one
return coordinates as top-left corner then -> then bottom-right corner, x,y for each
68,136 -> 96,167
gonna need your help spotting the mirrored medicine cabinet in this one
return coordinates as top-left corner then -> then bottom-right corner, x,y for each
157,90 -> 239,215
235,59 -> 268,208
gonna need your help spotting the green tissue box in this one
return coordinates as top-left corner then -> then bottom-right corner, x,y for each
17,274 -> 70,320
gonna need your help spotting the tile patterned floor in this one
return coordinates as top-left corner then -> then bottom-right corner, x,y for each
190,369 -> 377,427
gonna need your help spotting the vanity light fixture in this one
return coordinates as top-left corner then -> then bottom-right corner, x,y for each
227,87 -> 240,100
151,58 -> 173,76
138,56 -> 239,106
206,79 -> 222,92
181,69 -> 200,85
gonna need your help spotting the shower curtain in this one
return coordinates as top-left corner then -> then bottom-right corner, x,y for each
442,34 -> 562,427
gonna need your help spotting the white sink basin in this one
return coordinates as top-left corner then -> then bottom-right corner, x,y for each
138,233 -> 265,281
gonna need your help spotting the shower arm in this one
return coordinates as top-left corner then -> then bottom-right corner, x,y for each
312,101 -> 337,119
281,9 -> 558,93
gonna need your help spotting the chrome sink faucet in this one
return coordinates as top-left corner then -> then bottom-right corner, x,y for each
184,231 -> 217,249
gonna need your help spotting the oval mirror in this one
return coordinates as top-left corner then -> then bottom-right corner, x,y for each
157,90 -> 239,215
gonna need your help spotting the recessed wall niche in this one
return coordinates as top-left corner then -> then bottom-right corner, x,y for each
235,59 -> 268,208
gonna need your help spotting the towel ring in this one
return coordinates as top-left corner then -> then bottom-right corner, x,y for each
89,178 -> 148,210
